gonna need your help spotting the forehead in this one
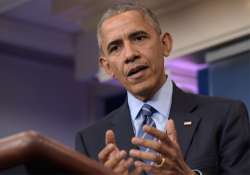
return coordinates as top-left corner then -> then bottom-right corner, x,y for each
100,10 -> 156,45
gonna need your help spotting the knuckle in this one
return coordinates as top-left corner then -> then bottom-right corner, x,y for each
171,150 -> 178,159
153,154 -> 159,162
147,166 -> 154,172
120,164 -> 127,171
114,166 -> 125,174
135,151 -> 141,157
104,161 -> 110,167
166,158 -> 174,167
115,152 -> 124,161
115,154 -> 122,161
139,139 -> 145,145
155,143 -> 162,151
162,135 -> 169,142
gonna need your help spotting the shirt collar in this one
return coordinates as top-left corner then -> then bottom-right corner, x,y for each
127,92 -> 144,121
127,77 -> 173,121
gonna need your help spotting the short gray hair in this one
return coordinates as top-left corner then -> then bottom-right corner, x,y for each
97,3 -> 162,53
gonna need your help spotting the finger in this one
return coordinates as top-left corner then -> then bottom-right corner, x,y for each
131,137 -> 174,158
104,150 -> 127,169
144,166 -> 172,175
113,159 -> 126,173
133,161 -> 146,174
152,157 -> 186,175
105,130 -> 116,145
167,119 -> 182,152
113,157 -> 133,174
131,149 -> 175,168
98,144 -> 116,163
153,156 -> 175,170
143,125 -> 183,158
134,160 -> 146,169
132,148 -> 181,172
135,160 -> 174,174
131,165 -> 144,175
105,130 -> 119,159
143,125 -> 173,146
166,119 -> 178,145
134,161 -> 157,174
129,149 -> 161,163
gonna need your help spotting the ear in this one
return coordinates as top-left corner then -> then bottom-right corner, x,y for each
99,56 -> 114,77
161,32 -> 173,57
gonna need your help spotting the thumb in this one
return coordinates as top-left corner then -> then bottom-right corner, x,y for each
105,129 -> 116,145
166,119 -> 178,146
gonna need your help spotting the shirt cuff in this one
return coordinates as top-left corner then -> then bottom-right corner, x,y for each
193,169 -> 203,175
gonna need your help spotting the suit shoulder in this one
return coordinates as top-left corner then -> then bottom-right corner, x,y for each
77,105 -> 123,136
190,93 -> 245,107
188,93 -> 249,122
75,104 -> 125,159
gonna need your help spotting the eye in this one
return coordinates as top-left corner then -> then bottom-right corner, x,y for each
135,35 -> 145,41
109,45 -> 119,54
133,32 -> 148,42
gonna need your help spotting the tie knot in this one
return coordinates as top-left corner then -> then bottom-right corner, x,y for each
141,104 -> 155,117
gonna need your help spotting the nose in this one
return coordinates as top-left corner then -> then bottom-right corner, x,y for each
124,41 -> 139,63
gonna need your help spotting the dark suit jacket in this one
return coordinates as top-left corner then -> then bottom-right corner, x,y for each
75,86 -> 250,175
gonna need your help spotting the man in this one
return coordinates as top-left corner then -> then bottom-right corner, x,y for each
75,3 -> 250,175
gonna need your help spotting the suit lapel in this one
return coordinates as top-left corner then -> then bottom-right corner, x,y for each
171,111 -> 201,159
111,101 -> 138,151
110,102 -> 143,174
170,85 -> 201,159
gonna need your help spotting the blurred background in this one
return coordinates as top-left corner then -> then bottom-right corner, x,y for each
0,0 -> 249,148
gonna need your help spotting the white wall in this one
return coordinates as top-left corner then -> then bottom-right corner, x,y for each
159,0 -> 250,58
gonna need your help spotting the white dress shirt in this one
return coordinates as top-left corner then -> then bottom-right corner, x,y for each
127,77 -> 173,136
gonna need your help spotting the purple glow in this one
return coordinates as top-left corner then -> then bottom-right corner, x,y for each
165,57 -> 207,76
165,57 -> 208,94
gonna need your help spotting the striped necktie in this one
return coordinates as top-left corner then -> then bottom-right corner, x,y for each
138,104 -> 156,152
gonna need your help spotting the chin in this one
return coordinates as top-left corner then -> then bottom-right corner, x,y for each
129,81 -> 155,100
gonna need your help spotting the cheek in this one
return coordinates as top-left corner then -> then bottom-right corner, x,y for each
144,49 -> 164,67
109,61 -> 125,78
141,41 -> 164,58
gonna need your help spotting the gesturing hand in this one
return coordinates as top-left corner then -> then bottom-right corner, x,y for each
129,119 -> 195,175
98,130 -> 142,175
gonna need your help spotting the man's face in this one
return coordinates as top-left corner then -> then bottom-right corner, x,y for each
99,10 -> 172,101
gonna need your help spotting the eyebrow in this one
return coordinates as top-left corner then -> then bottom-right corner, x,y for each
129,30 -> 148,39
106,30 -> 149,52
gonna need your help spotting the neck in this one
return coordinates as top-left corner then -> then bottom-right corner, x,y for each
136,75 -> 167,102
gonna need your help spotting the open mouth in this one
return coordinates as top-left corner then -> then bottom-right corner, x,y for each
127,65 -> 148,77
